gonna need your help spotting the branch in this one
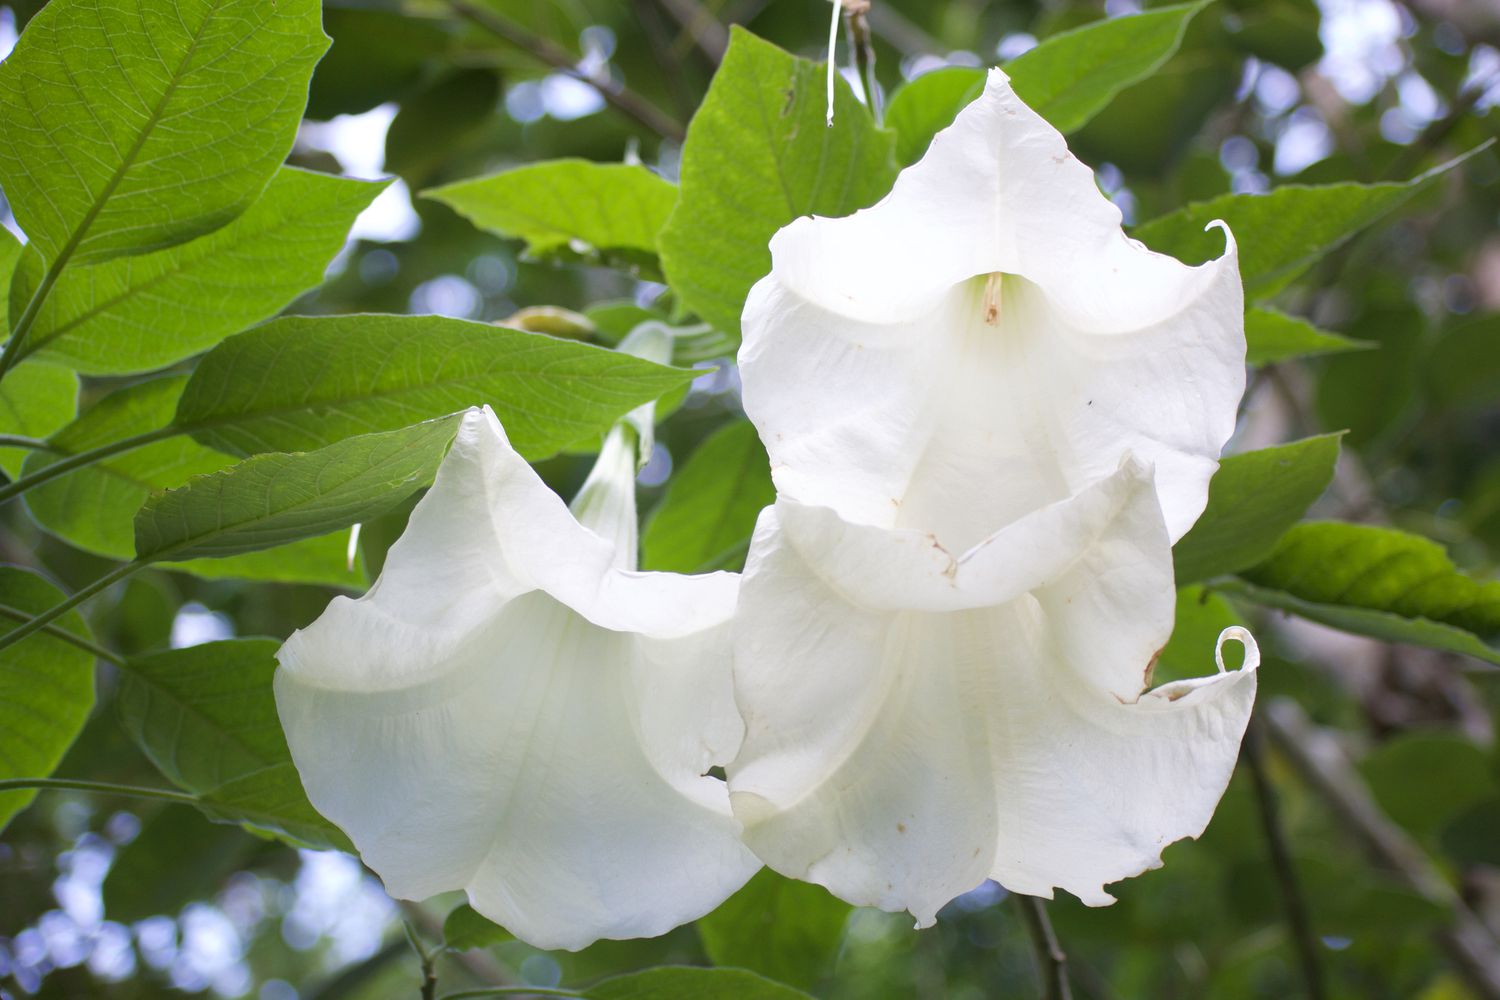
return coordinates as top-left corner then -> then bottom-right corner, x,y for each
0,777 -> 197,805
1243,714 -> 1327,1000
1014,893 -> 1073,1000
445,1 -> 685,143
1265,700 -> 1500,1000
655,0 -> 728,63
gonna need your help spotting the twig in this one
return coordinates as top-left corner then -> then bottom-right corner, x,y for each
1385,72 -> 1498,182
0,777 -> 197,805
655,0 -> 728,62
0,602 -> 126,666
844,1 -> 882,124
0,434 -> 61,453
631,0 -> 699,118
1265,700 -> 1500,999
446,0 -> 685,142
1014,893 -> 1074,1000
1242,714 -> 1327,1000
404,920 -> 439,1000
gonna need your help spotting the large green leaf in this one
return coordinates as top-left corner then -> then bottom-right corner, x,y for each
11,169 -> 386,375
1225,522 -> 1500,666
885,3 -> 1204,165
173,314 -> 697,459
101,804 -> 260,922
0,360 -> 76,478
697,870 -> 850,991
427,159 -> 676,276
0,225 -> 21,328
1360,733 -> 1499,838
23,377 -> 361,586
0,566 -> 95,831
0,0 -> 327,266
643,421 -> 773,573
1173,435 -> 1341,584
658,28 -> 898,338
116,639 -> 347,849
884,68 -> 987,168
1007,1 -> 1206,134
133,416 -> 459,562
589,967 -> 814,1000
443,904 -> 514,951
1244,307 -> 1372,367
1132,148 -> 1485,298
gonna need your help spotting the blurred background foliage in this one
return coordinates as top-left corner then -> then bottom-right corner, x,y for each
1,0 -> 1499,997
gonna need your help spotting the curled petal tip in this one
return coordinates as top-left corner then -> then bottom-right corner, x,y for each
1203,218 -> 1237,256
1215,625 -> 1259,674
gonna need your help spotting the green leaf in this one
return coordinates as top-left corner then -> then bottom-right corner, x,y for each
697,870 -> 850,991
0,565 -> 96,831
0,360 -> 76,478
1156,585 -> 1247,685
1244,307 -> 1373,367
658,28 -> 899,338
23,377 -> 361,586
1173,435 -> 1341,584
102,804 -> 260,922
1006,2 -> 1206,134
884,68 -> 985,167
443,904 -> 514,951
0,0 -> 328,265
1224,522 -> 1500,666
133,416 -> 459,562
1360,733 -> 1499,837
1425,314 -> 1500,410
0,225 -> 21,328
173,314 -> 698,460
884,3 -> 1203,166
11,168 -> 387,375
117,638 -> 347,849
588,967 -> 815,1000
427,160 -> 676,278
643,421 -> 773,573
1131,148 -> 1487,298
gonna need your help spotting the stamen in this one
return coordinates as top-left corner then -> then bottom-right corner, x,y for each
982,272 -> 1003,326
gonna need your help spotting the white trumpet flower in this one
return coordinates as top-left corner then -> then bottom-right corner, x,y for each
728,462 -> 1259,924
741,68 -> 1245,551
728,70 -> 1257,923
275,406 -> 760,951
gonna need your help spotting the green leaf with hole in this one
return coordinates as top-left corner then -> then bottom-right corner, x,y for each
697,870 -> 850,991
884,3 -> 1204,165
23,377 -> 361,586
1244,307 -> 1373,367
0,361 -> 76,478
1132,147 -> 1487,299
11,169 -> 386,375
658,28 -> 898,338
173,314 -> 697,459
134,416 -> 459,563
643,421 -> 773,573
1173,434 -> 1341,584
0,0 -> 327,267
428,160 -> 675,277
1223,522 -> 1500,666
0,566 -> 96,832
117,639 -> 347,849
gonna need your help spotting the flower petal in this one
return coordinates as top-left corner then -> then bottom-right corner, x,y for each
276,407 -> 758,950
727,463 -> 1257,924
740,69 -> 1243,545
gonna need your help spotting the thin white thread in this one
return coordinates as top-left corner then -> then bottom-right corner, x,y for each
826,0 -> 841,126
